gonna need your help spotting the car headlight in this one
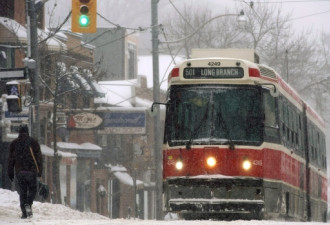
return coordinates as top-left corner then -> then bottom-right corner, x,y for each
206,156 -> 216,168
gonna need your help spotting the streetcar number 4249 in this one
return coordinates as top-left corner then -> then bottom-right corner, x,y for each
208,62 -> 221,66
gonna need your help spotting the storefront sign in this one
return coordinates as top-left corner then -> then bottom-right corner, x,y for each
68,112 -> 103,129
4,111 -> 29,120
100,111 -> 146,134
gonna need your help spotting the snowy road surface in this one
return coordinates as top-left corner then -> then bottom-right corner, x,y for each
0,188 -> 327,225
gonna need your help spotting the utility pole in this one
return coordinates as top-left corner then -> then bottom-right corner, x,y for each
151,0 -> 163,220
27,0 -> 40,139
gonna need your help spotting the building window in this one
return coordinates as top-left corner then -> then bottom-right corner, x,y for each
0,0 -> 14,19
0,47 -> 14,69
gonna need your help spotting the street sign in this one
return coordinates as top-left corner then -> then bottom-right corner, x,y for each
0,68 -> 27,80
99,111 -> 146,134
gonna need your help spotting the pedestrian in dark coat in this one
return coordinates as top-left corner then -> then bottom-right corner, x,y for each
7,124 -> 42,219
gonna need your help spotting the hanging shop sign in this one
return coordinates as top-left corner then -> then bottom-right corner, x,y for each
100,110 -> 146,134
68,112 -> 103,129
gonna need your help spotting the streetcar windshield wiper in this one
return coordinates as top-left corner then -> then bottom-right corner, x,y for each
186,102 -> 209,150
216,106 -> 235,150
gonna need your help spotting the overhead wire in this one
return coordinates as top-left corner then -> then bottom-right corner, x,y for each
37,6 -> 180,107
97,12 -> 149,32
168,0 -> 194,29
238,0 -> 330,22
234,0 -> 330,3
40,12 -> 160,60
39,11 -> 72,45
288,10 -> 330,21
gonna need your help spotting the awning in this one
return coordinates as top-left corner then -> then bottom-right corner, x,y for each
95,79 -> 139,107
55,142 -> 102,159
40,144 -> 77,165
107,164 -> 144,189
113,172 -> 144,188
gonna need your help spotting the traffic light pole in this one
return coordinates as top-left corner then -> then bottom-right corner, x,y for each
28,0 -> 40,139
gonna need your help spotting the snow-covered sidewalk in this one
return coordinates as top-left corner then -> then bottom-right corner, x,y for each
0,188 -> 327,225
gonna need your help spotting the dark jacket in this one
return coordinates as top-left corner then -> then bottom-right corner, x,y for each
8,129 -> 42,180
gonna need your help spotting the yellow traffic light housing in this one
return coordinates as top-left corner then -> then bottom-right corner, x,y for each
72,0 -> 97,33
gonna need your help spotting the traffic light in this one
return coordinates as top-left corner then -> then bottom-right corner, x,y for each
6,81 -> 22,112
72,0 -> 97,33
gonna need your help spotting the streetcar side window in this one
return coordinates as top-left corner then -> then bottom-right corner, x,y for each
279,96 -> 288,145
306,122 -> 326,169
297,114 -> 304,154
278,95 -> 304,153
263,91 -> 280,143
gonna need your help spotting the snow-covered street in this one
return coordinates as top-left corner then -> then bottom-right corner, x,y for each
0,188 -> 328,225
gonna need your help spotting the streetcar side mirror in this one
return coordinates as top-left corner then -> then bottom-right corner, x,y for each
149,102 -> 170,117
270,86 -> 279,98
255,82 -> 279,98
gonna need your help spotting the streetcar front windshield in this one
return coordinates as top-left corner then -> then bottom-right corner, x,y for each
165,85 -> 263,147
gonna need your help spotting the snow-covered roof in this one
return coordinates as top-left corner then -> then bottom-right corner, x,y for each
138,54 -> 184,90
0,17 -> 66,51
94,79 -> 139,107
56,142 -> 102,151
93,55 -> 184,107
98,79 -> 139,86
113,171 -> 144,187
59,28 -> 96,50
106,164 -> 127,172
106,164 -> 143,188
41,144 -> 77,158
6,80 -> 19,85
0,17 -> 27,42
55,142 -> 102,159
80,142 -> 102,151
56,142 -> 81,150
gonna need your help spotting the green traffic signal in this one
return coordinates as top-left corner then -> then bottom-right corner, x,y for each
79,15 -> 89,26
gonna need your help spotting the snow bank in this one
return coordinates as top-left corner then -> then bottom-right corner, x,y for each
0,188 -> 327,225
0,188 -> 108,224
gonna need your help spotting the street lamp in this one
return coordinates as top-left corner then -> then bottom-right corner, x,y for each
237,10 -> 248,28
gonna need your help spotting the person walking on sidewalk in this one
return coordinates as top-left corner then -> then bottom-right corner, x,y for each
7,124 -> 43,219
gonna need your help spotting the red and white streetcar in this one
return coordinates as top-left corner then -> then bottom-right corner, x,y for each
162,49 -> 328,221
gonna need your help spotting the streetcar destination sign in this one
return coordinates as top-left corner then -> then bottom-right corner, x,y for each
183,67 -> 244,79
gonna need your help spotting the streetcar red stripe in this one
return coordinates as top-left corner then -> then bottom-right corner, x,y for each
163,147 -> 327,201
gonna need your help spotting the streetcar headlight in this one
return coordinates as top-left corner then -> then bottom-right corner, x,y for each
242,160 -> 252,171
206,156 -> 217,168
175,161 -> 183,170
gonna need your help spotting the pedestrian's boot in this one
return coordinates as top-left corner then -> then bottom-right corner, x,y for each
21,212 -> 27,219
24,204 -> 32,218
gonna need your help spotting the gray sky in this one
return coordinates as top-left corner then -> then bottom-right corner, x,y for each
265,0 -> 330,33
45,0 -> 330,34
